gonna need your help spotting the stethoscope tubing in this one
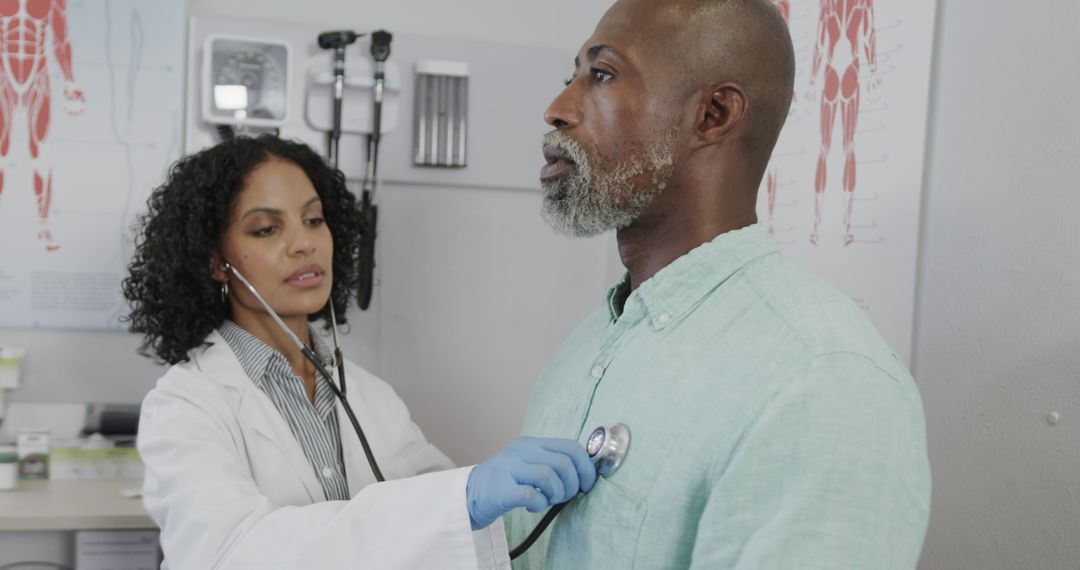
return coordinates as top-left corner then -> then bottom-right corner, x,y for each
224,262 -> 385,482
223,261 -> 610,558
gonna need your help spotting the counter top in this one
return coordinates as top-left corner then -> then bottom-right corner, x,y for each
0,479 -> 155,531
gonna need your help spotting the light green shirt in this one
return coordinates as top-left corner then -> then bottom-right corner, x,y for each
508,224 -> 930,569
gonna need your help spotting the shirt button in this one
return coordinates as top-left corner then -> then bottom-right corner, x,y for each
658,313 -> 672,325
590,366 -> 604,379
322,467 -> 335,478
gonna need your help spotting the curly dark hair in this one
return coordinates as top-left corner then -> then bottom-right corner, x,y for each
122,135 -> 363,365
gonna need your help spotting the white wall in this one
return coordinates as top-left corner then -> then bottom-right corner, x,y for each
912,0 -> 1080,568
0,0 -> 617,457
0,3 -> 617,565
180,0 -> 620,466
4,0 -> 1079,568
188,0 -> 611,54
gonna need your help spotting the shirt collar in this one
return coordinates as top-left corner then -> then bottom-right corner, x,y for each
218,320 -> 335,387
606,224 -> 779,329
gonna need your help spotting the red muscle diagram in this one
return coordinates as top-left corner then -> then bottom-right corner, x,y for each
0,0 -> 84,252
810,0 -> 876,246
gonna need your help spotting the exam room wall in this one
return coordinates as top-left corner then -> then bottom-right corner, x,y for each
5,1 -> 1078,567
0,1 -> 617,460
179,0 -> 1080,568
912,0 -> 1080,568
192,0 -> 623,467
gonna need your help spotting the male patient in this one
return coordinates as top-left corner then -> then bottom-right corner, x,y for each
507,0 -> 931,568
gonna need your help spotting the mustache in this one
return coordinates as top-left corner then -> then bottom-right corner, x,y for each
542,131 -> 589,169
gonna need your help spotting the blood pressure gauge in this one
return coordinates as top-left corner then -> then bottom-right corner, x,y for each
202,35 -> 291,128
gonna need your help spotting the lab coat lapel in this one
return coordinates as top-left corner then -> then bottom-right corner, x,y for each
237,385 -> 327,502
199,331 -> 327,503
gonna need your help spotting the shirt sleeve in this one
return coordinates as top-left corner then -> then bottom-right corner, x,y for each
689,352 -> 931,570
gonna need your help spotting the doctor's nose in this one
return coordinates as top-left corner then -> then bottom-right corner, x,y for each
287,228 -> 317,257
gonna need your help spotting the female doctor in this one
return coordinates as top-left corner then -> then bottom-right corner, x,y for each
123,135 -> 596,569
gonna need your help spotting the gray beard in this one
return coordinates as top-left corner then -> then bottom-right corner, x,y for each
540,130 -> 676,238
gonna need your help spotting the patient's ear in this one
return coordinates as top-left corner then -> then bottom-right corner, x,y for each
690,83 -> 749,149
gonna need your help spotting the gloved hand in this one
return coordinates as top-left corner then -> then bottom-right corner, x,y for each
466,437 -> 597,530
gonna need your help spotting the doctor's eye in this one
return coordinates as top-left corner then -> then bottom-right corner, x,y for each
305,217 -> 326,227
591,68 -> 613,84
251,225 -> 279,237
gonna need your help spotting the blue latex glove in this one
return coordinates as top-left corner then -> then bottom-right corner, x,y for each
466,437 -> 597,530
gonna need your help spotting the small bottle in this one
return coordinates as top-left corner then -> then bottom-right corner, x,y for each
17,428 -> 50,480
0,445 -> 17,491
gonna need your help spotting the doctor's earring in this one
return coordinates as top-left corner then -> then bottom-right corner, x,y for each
220,280 -> 229,304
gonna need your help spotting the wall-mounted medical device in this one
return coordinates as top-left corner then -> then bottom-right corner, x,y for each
304,62 -> 401,137
202,35 -> 291,128
414,60 -> 468,168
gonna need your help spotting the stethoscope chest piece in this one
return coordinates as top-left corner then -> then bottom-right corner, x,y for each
587,423 -> 631,477
509,422 -> 633,560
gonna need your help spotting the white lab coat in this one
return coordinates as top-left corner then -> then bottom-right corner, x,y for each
137,331 -> 509,569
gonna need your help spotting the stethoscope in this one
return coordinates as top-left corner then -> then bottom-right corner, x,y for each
222,262 -> 632,558
508,422 -> 631,560
224,261 -> 385,481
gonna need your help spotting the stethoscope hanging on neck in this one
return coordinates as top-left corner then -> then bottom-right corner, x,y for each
220,262 -> 632,558
222,261 -> 385,482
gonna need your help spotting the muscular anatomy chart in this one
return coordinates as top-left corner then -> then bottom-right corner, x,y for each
810,0 -> 876,246
0,0 -> 183,329
756,0 -> 937,362
0,0 -> 85,252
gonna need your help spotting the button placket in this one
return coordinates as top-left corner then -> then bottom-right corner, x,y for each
586,301 -> 647,384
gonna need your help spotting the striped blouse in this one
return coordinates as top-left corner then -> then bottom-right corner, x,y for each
218,320 -> 349,501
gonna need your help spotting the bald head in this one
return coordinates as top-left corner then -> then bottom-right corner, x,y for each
538,0 -> 796,239
684,0 -> 796,154
597,0 -> 795,158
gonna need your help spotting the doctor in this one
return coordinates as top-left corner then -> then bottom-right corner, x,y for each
123,135 -> 596,569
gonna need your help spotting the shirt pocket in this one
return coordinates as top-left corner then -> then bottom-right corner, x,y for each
543,478 -> 648,569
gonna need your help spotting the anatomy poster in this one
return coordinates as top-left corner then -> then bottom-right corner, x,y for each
757,0 -> 937,362
0,0 -> 184,329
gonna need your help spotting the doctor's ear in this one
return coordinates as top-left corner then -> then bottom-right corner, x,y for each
209,253 -> 227,282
